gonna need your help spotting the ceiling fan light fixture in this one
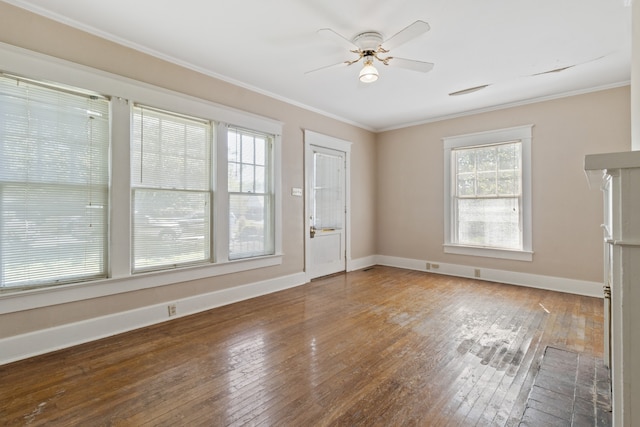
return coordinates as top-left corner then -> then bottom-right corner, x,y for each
359,58 -> 379,83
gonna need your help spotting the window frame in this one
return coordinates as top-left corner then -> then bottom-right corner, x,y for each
0,43 -> 283,311
226,126 -> 276,260
130,104 -> 214,273
0,73 -> 111,289
443,125 -> 533,261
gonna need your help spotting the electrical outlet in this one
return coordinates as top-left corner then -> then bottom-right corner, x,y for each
426,262 -> 431,270
168,304 -> 177,317
474,269 -> 481,278
431,263 -> 439,269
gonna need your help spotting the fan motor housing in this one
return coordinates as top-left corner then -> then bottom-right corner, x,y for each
353,32 -> 384,51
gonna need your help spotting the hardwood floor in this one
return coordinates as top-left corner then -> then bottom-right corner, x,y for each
0,267 -> 604,426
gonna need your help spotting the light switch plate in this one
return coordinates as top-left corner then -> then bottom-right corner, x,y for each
291,187 -> 303,197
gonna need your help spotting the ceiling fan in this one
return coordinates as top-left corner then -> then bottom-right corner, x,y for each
307,20 -> 434,83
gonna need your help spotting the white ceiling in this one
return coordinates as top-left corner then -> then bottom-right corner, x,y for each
4,0 -> 632,131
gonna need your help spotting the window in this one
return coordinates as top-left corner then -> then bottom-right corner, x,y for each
443,125 -> 533,261
0,74 -> 110,288
131,105 -> 212,272
228,127 -> 274,259
0,45 -> 282,301
454,142 -> 521,248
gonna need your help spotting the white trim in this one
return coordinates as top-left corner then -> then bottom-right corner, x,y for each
215,123 -> 231,261
273,134 -> 283,260
109,98 -> 133,279
348,255 -> 377,272
443,244 -> 534,261
0,255 -> 283,315
375,255 -> 603,298
442,124 -> 534,149
585,150 -> 640,171
375,255 -> 428,272
0,271 -> 307,366
304,130 -> 353,153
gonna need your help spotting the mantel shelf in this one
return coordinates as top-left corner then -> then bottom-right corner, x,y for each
584,150 -> 640,171
604,239 -> 640,247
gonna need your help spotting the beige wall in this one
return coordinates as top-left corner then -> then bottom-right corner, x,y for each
0,3 -> 377,337
377,86 -> 631,283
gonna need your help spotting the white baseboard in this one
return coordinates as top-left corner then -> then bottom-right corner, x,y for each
375,255 -> 427,272
0,272 -> 307,366
375,255 -> 603,298
1,256 -> 603,365
348,255 -> 377,272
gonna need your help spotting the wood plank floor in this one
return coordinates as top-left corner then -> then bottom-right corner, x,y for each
0,266 -> 604,426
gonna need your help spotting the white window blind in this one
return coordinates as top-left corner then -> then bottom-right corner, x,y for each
131,105 -> 212,271
0,74 -> 110,288
228,127 -> 274,259
453,141 -> 522,249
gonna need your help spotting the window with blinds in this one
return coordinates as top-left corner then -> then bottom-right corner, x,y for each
228,127 -> 274,259
452,141 -> 522,249
0,74 -> 110,289
131,105 -> 212,271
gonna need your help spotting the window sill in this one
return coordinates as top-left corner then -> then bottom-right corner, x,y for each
443,244 -> 533,261
0,254 -> 283,315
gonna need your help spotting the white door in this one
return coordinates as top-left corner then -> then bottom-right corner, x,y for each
305,131 -> 350,279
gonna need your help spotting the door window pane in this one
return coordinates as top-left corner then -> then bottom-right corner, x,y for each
313,152 -> 343,230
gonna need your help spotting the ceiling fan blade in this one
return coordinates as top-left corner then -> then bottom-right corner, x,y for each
388,57 -> 434,73
381,20 -> 430,51
317,28 -> 358,50
304,60 -> 351,75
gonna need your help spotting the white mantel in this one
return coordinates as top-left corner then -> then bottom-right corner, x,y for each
585,151 -> 640,427
585,150 -> 640,171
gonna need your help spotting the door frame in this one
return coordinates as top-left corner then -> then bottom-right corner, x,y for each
304,130 -> 352,280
